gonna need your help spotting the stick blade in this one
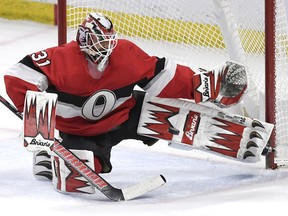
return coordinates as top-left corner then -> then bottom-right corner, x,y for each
122,175 -> 166,201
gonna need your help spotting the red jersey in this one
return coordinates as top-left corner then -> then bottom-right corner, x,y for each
4,39 -> 195,136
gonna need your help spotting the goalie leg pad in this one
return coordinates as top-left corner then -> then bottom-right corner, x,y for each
137,93 -> 274,162
52,149 -> 100,194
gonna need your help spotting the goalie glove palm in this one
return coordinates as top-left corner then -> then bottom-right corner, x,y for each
193,61 -> 248,108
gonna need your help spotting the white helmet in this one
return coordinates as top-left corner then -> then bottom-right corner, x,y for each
76,12 -> 117,71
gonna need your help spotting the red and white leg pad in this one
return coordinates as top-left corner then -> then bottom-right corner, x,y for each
138,93 -> 274,162
51,149 -> 97,194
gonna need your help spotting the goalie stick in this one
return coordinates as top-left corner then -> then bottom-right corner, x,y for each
0,94 -> 166,201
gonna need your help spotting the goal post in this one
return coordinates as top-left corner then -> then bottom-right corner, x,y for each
265,0 -> 277,169
265,0 -> 288,169
56,0 -> 67,45
54,0 -> 288,169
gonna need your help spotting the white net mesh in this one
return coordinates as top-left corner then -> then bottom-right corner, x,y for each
65,0 -> 288,167
274,0 -> 288,166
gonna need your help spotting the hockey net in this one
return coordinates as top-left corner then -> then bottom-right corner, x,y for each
56,0 -> 288,168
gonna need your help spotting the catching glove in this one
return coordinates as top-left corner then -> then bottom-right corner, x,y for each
193,61 -> 248,108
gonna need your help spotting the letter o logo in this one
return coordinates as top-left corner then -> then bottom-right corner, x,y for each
82,90 -> 116,120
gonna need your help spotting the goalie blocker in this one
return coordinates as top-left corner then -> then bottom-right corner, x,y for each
23,90 -> 57,153
137,93 -> 274,162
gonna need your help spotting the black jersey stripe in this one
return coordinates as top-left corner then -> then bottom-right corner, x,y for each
19,55 -> 44,74
46,82 -> 137,108
138,57 -> 166,89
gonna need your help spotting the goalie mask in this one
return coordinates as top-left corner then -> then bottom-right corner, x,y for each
76,12 -> 118,71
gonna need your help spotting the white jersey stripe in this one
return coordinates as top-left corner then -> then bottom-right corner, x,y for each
56,95 -> 132,119
143,58 -> 177,96
5,62 -> 49,91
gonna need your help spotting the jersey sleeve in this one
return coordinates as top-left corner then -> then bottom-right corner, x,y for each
120,40 -> 195,100
139,57 -> 196,100
4,51 -> 51,112
156,63 -> 195,99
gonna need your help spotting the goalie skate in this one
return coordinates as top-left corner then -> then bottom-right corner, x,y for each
138,93 -> 274,162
